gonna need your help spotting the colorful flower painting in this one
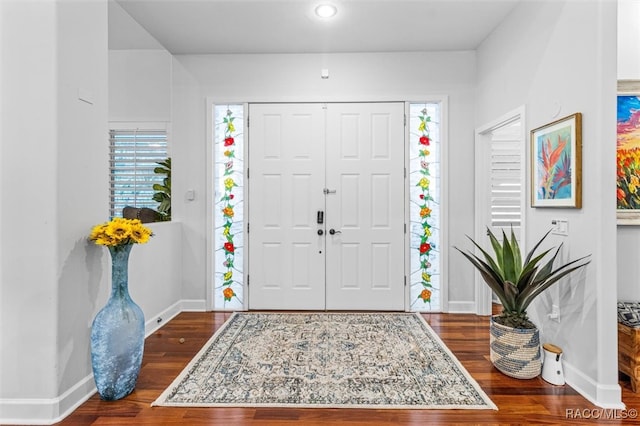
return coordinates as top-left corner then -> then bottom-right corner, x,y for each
534,127 -> 572,200
617,95 -> 640,210
530,113 -> 582,208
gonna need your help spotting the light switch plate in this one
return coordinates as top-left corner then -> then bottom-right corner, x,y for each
551,219 -> 568,236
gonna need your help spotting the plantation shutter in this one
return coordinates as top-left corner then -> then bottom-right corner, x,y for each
109,129 -> 168,218
490,132 -> 523,237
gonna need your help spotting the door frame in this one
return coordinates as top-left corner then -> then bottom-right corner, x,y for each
474,105 -> 526,316
205,97 -> 449,312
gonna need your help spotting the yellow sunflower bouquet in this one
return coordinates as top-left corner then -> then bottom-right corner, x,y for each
89,217 -> 153,247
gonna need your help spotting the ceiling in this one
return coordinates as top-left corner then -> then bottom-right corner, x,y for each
110,0 -> 522,55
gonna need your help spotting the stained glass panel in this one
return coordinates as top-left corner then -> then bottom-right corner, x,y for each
213,105 -> 244,310
409,103 -> 441,312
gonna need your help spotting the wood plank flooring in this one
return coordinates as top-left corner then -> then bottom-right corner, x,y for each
56,311 -> 640,425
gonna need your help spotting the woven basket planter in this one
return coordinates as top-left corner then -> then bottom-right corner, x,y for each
489,316 -> 542,379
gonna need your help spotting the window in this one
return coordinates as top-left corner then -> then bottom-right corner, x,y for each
212,105 -> 244,310
109,128 -> 168,218
409,102 -> 442,312
490,119 -> 524,238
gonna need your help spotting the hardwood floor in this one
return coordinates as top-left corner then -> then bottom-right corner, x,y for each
56,311 -> 640,425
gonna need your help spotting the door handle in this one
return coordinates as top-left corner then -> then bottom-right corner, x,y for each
317,229 -> 324,236
329,228 -> 341,235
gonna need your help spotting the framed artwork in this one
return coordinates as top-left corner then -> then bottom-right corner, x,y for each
617,80 -> 640,225
530,112 -> 582,208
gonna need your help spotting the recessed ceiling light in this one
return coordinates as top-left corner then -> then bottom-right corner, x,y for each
315,4 -> 337,19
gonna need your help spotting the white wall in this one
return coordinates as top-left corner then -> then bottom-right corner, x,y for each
55,0 -> 110,407
617,0 -> 640,301
618,0 -> 640,80
171,57 -> 208,307
108,48 -> 189,314
1,0 -> 109,423
109,49 -> 172,122
0,2 -> 184,424
129,222 -> 183,335
170,51 -> 479,311
476,0 -> 619,408
1,0 -> 61,410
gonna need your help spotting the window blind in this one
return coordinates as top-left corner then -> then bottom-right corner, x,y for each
490,137 -> 523,233
109,129 -> 168,218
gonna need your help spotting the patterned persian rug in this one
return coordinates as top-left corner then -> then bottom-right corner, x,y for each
152,312 -> 497,410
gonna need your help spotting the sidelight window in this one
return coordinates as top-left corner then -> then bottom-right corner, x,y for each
409,103 -> 441,312
213,105 -> 245,310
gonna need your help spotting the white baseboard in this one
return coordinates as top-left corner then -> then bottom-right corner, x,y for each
181,298 -> 207,311
0,298 -> 207,425
144,299 -> 206,336
0,373 -> 96,425
563,360 -> 624,409
144,300 -> 183,337
446,300 -> 476,314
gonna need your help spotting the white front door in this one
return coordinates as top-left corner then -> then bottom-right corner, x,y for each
248,103 -> 326,310
248,102 -> 405,310
325,103 -> 405,310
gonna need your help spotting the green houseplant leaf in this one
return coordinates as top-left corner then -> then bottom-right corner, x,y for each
455,227 -> 590,329
152,157 -> 171,221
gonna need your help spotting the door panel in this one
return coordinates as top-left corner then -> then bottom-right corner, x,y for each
248,104 -> 326,310
325,103 -> 405,310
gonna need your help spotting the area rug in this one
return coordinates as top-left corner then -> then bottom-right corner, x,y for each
152,312 -> 497,410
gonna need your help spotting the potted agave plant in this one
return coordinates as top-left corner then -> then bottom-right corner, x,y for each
455,227 -> 590,379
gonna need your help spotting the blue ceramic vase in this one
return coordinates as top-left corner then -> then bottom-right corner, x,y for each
90,243 -> 145,400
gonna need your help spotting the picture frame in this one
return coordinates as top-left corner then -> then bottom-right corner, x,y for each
616,80 -> 640,225
530,112 -> 582,208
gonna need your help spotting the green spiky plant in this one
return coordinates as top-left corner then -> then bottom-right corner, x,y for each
455,228 -> 590,329
152,157 -> 171,221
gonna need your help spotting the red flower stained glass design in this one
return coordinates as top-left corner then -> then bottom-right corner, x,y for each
416,108 -> 435,304
220,109 -> 239,305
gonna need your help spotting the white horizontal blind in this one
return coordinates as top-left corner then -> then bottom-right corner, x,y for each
490,132 -> 523,236
109,129 -> 168,217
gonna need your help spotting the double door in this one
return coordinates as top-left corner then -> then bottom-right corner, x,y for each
248,102 -> 405,310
